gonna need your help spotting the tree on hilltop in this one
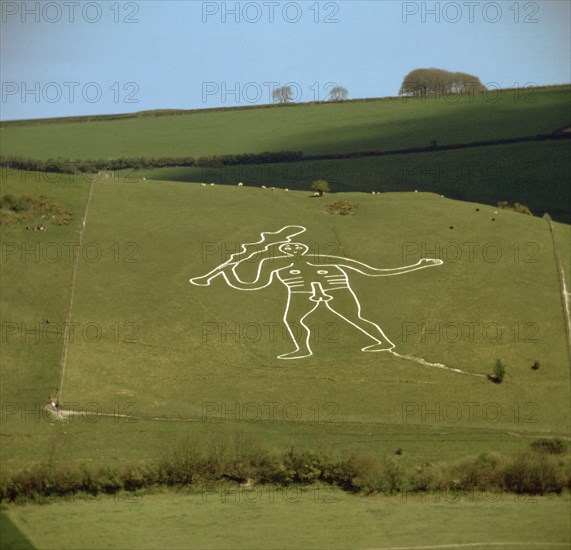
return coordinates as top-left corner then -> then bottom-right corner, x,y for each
399,68 -> 485,97
273,85 -> 294,104
328,86 -> 349,101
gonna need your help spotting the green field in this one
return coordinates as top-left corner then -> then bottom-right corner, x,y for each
3,490 -> 571,550
2,87 -> 569,160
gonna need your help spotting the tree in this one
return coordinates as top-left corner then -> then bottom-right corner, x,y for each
399,68 -> 485,98
311,180 -> 329,196
272,85 -> 293,104
328,86 -> 348,101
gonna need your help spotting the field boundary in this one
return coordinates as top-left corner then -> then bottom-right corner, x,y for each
301,131 -> 571,162
2,83 -> 568,127
543,214 -> 571,364
2,132 -> 570,172
56,179 -> 96,403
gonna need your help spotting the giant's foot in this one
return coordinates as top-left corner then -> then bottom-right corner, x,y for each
278,349 -> 313,360
361,342 -> 394,352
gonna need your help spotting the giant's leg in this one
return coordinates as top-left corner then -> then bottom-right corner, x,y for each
325,288 -> 395,352
278,292 -> 321,360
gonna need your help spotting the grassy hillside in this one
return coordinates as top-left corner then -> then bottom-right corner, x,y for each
1,87 -> 569,160
1,171 -> 569,468
1,170 -> 569,547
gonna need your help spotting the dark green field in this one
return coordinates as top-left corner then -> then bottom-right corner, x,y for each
134,140 -> 571,222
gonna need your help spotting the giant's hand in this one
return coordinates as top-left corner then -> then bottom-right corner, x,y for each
190,262 -> 239,286
189,275 -> 212,286
419,258 -> 443,267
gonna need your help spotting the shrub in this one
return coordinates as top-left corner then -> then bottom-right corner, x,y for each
530,438 -> 566,455
503,450 -> 567,494
410,462 -> 442,492
2,440 -> 569,503
342,450 -> 383,493
0,194 -> 16,209
496,201 -> 533,216
277,448 -> 327,485
513,202 -> 533,215
448,453 -> 504,491
0,193 -> 72,226
326,201 -> 356,216
488,359 -> 505,383
381,457 -> 405,494
0,152 -> 303,174
157,438 -> 206,486
222,433 -> 272,483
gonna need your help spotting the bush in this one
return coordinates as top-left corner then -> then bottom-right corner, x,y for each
0,152 -> 303,174
448,453 -> 504,491
275,448 -> 328,485
220,433 -> 273,483
530,438 -> 566,455
157,438 -> 206,486
0,194 -> 16,210
2,439 -> 569,503
381,457 -> 404,494
488,359 -> 505,383
0,193 -> 72,226
503,451 -> 567,494
496,201 -> 533,216
326,201 -> 356,216
410,462 -> 443,492
342,450 -> 383,493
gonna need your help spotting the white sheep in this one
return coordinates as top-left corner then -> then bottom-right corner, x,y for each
285,188 -> 289,192
210,183 -> 215,186
238,182 -> 244,187
201,183 -> 206,186
261,185 -> 267,189
312,192 -> 320,197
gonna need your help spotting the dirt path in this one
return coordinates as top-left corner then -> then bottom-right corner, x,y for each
390,351 -> 486,378
543,214 -> 571,363
56,178 -> 96,403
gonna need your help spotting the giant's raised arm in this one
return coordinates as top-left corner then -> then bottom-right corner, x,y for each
310,256 -> 443,276
190,225 -> 305,287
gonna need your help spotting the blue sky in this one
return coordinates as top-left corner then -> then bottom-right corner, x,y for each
1,0 -> 570,120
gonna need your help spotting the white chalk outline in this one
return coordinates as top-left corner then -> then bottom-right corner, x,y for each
190,225 -> 445,361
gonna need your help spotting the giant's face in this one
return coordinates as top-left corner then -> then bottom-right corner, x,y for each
279,242 -> 309,257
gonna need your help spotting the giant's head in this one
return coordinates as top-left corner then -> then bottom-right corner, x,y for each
278,242 -> 309,258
